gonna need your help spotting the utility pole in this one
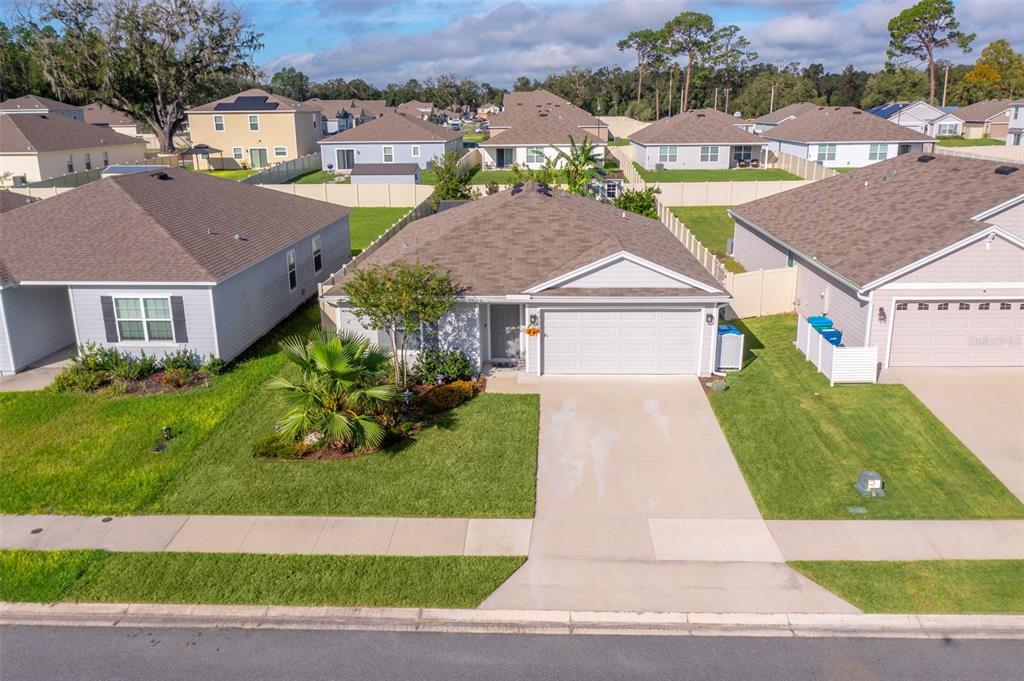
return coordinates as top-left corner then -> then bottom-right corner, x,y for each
714,88 -> 719,110
769,84 -> 776,114
725,88 -> 730,115
941,64 -> 949,108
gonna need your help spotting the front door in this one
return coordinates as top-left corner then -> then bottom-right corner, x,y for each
249,148 -> 268,168
489,305 -> 521,361
337,149 -> 355,170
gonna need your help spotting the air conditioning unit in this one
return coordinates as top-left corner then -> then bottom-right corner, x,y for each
655,163 -> 664,171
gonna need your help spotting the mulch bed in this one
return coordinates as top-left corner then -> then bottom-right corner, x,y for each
117,370 -> 211,396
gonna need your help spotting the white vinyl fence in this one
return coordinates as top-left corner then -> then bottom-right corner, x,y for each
760,149 -> 839,181
796,316 -> 878,386
242,153 -> 321,185
933,145 -> 1024,163
256,183 -> 434,207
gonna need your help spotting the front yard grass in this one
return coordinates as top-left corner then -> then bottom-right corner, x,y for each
0,549 -> 524,609
0,304 -> 540,518
708,315 -> 1024,520
937,137 -> 1005,147
633,163 -> 801,182
790,561 -> 1024,613
348,206 -> 412,254
668,206 -> 745,273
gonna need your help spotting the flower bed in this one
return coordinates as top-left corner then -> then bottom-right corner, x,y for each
51,344 -> 224,395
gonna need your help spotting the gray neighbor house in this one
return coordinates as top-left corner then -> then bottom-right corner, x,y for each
0,169 -> 350,375
318,111 -> 463,173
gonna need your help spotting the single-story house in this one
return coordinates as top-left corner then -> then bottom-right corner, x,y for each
763,106 -> 934,169
730,153 -> 1023,369
0,168 -> 350,375
350,163 -> 421,184
1008,100 -> 1024,146
866,101 -> 960,137
955,100 -> 1012,140
0,113 -> 147,184
0,94 -> 85,122
318,112 -> 462,172
305,98 -> 387,134
740,102 -> 817,134
321,183 -> 731,376
481,90 -> 608,169
396,100 -> 434,120
630,108 -> 766,170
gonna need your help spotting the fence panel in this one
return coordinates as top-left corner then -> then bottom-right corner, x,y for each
762,149 -> 839,180
255,183 -> 433,207
242,153 -> 322,185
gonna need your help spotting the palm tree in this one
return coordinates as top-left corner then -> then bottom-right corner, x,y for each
263,331 -> 397,450
555,135 -> 603,195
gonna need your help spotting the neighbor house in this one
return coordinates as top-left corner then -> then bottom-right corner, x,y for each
730,153 -> 1023,369
0,189 -> 37,213
955,99 -> 1012,140
0,113 -> 147,185
317,111 -> 462,172
79,103 -> 166,149
866,101 -> 960,137
396,100 -> 434,120
763,106 -> 934,169
481,90 -> 608,169
0,94 -> 85,122
1008,100 -> 1024,146
630,108 -> 766,170
321,183 -> 731,376
186,88 -> 322,170
305,98 -> 387,134
741,102 -> 817,134
0,168 -> 350,375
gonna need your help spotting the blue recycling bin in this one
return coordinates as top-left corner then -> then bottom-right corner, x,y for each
820,329 -> 843,346
718,324 -> 741,336
807,315 -> 833,330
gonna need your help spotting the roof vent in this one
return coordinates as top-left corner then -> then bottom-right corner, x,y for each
536,182 -> 552,196
511,182 -> 524,195
852,110 -> 862,115
995,165 -> 1018,175
917,154 -> 936,163
696,113 -> 705,118
150,171 -> 171,180
234,233 -> 241,240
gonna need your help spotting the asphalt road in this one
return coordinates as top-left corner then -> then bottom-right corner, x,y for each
1,625 -> 1021,680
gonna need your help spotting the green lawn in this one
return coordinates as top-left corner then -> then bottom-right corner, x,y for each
348,207 -> 412,254
791,561 -> 1024,613
420,165 -> 555,186
289,169 -> 348,184
0,304 -> 540,518
633,163 -> 801,182
708,315 -> 1024,520
669,206 -> 745,273
937,137 -> 1006,147
607,138 -> 630,146
0,550 -> 523,608
204,169 -> 260,181
833,167 -> 858,173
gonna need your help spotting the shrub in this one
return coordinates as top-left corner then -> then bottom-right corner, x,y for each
252,434 -> 306,459
52,365 -> 108,392
420,379 -> 476,413
614,186 -> 661,218
202,355 -> 228,375
161,349 -> 200,370
413,348 -> 474,384
110,352 -> 158,382
157,366 -> 194,388
73,343 -> 124,372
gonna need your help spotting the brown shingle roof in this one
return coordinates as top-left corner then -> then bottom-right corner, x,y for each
0,94 -> 79,113
730,154 -> 1024,288
187,88 -> 320,113
396,100 -> 434,117
305,98 -> 387,119
0,168 -> 349,285
483,89 -> 606,146
751,101 -> 818,125
953,99 -> 1012,122
326,183 -> 725,298
765,106 -> 935,143
318,112 -> 461,143
630,108 -> 762,145
80,103 -> 141,127
0,190 -> 37,213
350,163 -> 419,175
0,114 -> 143,153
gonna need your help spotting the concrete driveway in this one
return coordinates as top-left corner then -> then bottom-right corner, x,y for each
482,376 -> 857,614
886,367 -> 1024,503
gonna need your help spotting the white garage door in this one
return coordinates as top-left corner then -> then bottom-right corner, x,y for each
542,309 -> 702,375
889,300 -> 1024,367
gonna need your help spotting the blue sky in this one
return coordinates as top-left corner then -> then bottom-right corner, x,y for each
243,0 -> 1020,86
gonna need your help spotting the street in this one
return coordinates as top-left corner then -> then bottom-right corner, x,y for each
1,625 -> 1021,680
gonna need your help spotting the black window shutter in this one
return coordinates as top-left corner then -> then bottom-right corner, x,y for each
100,296 -> 119,342
170,296 -> 188,342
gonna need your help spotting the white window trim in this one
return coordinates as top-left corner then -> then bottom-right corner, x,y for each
817,144 -> 837,161
213,114 -> 225,132
232,147 -> 243,160
286,250 -> 297,291
699,145 -> 719,163
84,152 -> 92,170
248,114 -> 260,131
102,151 -> 109,168
312,235 -> 323,273
66,155 -> 74,173
113,296 -> 175,344
526,147 -> 545,164
382,145 -> 395,163
868,143 -> 888,161
411,145 -> 421,158
273,146 -> 288,157
658,146 -> 677,163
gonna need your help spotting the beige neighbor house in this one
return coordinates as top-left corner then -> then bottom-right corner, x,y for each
955,99 -> 1012,140
763,106 -> 934,169
0,94 -> 84,122
186,89 -> 322,170
0,113 -> 146,185
730,153 -> 1023,369
305,98 -> 387,134
739,101 -> 817,134
78,103 -> 177,150
321,183 -> 731,376
481,90 -> 608,169
631,108 -> 766,170
1008,100 -> 1024,146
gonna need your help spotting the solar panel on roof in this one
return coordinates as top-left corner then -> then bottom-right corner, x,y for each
213,96 -> 279,111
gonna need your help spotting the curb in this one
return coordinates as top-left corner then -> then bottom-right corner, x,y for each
2,602 -> 1022,639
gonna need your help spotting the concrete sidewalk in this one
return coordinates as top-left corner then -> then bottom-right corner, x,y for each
0,514 -> 532,557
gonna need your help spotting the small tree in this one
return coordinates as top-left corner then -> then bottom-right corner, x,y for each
343,261 -> 457,387
614,186 -> 661,219
887,0 -> 974,104
430,150 -> 473,209
555,135 -> 603,195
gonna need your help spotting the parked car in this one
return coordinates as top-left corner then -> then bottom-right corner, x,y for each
450,122 -> 461,131
463,141 -> 479,149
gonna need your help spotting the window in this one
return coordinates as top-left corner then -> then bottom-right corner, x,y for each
411,145 -> 421,158
526,147 -> 545,164
248,115 -> 260,131
113,297 -> 173,342
868,144 -> 888,161
232,147 -> 243,160
733,145 -> 753,162
937,123 -> 958,136
84,153 -> 92,170
937,303 -> 949,310
213,115 -> 224,132
816,144 -> 837,162
786,251 -> 795,267
394,323 -> 422,351
286,250 -> 297,291
1000,302 -> 1012,310
102,151 -> 109,168
917,303 -> 929,310
382,146 -> 395,163
959,302 -> 970,310
699,146 -> 719,163
313,113 -> 319,129
312,236 -> 322,273
896,302 -> 908,311
658,146 -> 677,163
273,146 -> 288,157
67,155 -> 74,173
979,302 -> 990,310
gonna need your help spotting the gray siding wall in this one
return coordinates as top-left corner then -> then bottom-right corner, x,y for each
213,217 -> 350,361
794,264 -> 868,347
989,201 -> 1024,239
320,140 -> 460,171
0,286 -> 76,373
732,222 -> 790,270
634,143 -> 756,170
69,285 -> 217,361
896,235 -> 1023,284
0,292 -> 9,374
